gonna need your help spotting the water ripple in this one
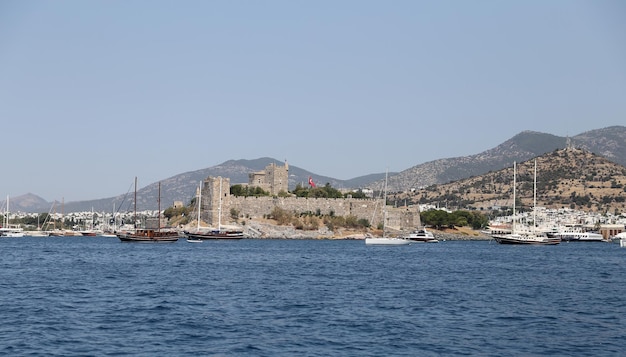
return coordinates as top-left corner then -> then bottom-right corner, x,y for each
1,238 -> 625,356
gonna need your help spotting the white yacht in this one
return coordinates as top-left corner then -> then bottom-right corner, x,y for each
404,228 -> 438,243
0,226 -> 25,237
552,230 -> 604,242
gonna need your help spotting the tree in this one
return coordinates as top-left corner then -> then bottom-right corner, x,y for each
230,184 -> 270,197
421,209 -> 450,229
344,189 -> 367,199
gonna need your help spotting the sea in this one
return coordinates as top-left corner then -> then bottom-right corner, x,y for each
1,237 -> 625,357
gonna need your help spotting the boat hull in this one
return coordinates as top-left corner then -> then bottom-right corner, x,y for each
365,237 -> 411,245
184,230 -> 244,240
492,234 -> 560,245
117,229 -> 180,243
1,227 -> 25,237
553,232 -> 604,242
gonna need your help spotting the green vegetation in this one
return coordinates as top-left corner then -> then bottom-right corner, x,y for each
163,205 -> 192,225
266,206 -> 370,231
292,183 -> 344,198
230,185 -> 270,197
420,209 -> 489,230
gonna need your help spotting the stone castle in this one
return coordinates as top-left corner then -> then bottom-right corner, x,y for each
198,163 -> 421,232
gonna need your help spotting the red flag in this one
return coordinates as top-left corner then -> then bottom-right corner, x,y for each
308,176 -> 316,188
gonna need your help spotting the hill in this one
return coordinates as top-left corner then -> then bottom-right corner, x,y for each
385,126 -> 626,192
10,158 -> 389,213
389,147 -> 626,214
6,126 -> 626,213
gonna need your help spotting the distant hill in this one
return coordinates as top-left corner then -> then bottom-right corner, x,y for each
389,147 -> 626,214
2,193 -> 51,213
384,126 -> 626,192
9,159 -> 390,213
7,126 -> 626,213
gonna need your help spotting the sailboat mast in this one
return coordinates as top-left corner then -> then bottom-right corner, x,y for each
533,159 -> 537,233
197,181 -> 202,230
113,202 -> 116,232
158,182 -> 161,232
512,162 -> 516,235
218,177 -> 222,230
134,177 -> 137,229
383,169 -> 388,238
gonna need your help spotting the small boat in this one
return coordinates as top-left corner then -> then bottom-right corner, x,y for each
0,226 -> 25,238
404,227 -> 438,243
365,236 -> 411,245
186,237 -> 203,243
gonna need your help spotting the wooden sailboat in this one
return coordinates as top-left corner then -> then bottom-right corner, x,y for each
365,170 -> 410,246
117,178 -> 180,243
183,177 -> 244,240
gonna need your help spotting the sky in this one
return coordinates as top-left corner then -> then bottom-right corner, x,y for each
1,1 -> 625,202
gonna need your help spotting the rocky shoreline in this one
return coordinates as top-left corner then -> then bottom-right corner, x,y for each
431,230 -> 492,241
243,221 -> 492,241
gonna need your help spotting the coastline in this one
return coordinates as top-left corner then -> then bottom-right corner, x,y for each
243,220 -> 492,241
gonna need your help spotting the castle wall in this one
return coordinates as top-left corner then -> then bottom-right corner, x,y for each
227,195 -> 420,231
201,170 -> 421,232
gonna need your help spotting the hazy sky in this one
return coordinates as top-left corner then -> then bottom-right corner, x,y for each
1,1 -> 625,202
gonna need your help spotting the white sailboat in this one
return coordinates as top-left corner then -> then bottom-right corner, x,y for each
365,170 -> 410,246
492,160 -> 559,245
1,196 -> 25,237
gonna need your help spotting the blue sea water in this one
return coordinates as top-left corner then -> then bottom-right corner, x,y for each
1,237 -> 625,356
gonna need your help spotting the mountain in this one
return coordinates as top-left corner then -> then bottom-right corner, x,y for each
19,158 -> 389,213
2,193 -> 51,213
384,126 -> 626,193
8,126 -> 626,213
387,147 -> 626,214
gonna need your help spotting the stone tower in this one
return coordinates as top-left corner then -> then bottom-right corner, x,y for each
248,161 -> 289,195
200,176 -> 231,228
